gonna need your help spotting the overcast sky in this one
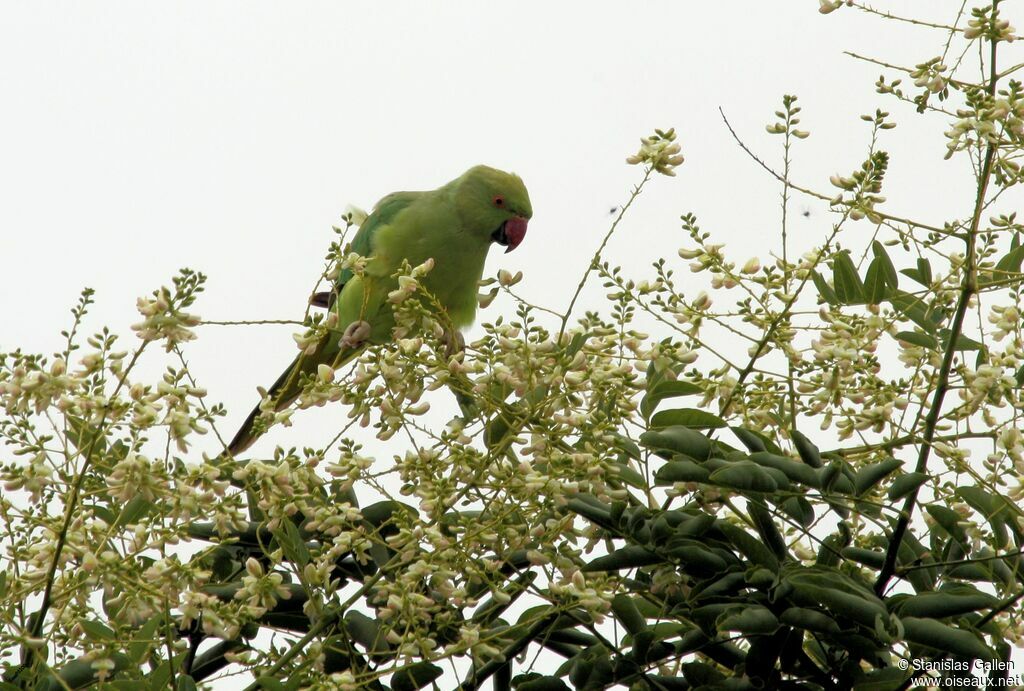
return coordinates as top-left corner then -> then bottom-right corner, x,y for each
0,1 -> 1000,445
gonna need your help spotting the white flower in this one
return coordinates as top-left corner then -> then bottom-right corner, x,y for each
344,204 -> 368,226
626,128 -> 684,176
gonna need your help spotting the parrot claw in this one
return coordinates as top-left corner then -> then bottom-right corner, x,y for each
443,330 -> 466,359
340,320 -> 372,349
310,291 -> 334,309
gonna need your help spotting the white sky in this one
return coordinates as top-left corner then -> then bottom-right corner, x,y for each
2,3 -> 973,378
2,1 -> 1020,685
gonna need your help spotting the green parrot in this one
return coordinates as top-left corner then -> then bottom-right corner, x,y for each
227,165 -> 532,455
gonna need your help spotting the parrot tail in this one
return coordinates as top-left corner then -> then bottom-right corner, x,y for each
226,354 -> 303,456
225,341 -> 366,457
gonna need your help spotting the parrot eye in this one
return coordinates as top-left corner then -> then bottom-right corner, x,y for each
492,195 -> 505,208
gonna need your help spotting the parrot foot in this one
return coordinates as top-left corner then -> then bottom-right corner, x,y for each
443,330 -> 466,359
309,291 -> 333,309
340,320 -> 372,349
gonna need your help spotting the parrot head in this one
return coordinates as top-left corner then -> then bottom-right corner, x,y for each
456,165 -> 532,253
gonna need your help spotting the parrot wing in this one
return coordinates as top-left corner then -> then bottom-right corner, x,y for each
311,191 -> 420,310
227,191 -> 421,456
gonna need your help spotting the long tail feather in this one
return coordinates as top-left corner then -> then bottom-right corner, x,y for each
227,353 -> 302,455
226,342 -> 366,456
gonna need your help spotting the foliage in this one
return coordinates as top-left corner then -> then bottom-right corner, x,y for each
2,2 -> 1024,690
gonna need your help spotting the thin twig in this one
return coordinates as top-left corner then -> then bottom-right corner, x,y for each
558,168 -> 653,341
719,107 -> 949,236
198,319 -> 304,327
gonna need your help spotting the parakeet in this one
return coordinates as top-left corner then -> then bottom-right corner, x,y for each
227,165 -> 532,455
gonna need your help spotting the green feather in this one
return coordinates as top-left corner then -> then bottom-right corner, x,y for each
227,165 -> 532,455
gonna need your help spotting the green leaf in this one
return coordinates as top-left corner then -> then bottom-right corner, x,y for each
114,496 -> 154,529
565,331 -> 587,358
817,526 -> 850,566
611,594 -> 647,635
840,547 -> 886,569
566,497 -> 613,528
888,472 -> 930,501
812,270 -> 839,305
639,426 -> 712,460
916,257 -> 933,285
66,415 -> 109,465
666,543 -> 729,574
832,251 -> 865,304
750,451 -> 820,488
900,268 -> 927,286
852,667 -> 912,691
781,496 -> 815,528
779,607 -> 840,634
128,615 -> 164,665
274,519 -> 310,568
583,546 -> 663,572
926,505 -> 970,545
675,512 -> 717,537
515,677 -> 572,691
901,257 -> 934,288
361,500 -> 413,529
896,586 -> 998,618
941,330 -> 984,351
956,486 -> 1014,549
853,457 -> 903,495
693,572 -> 745,601
484,413 -> 512,448
708,461 -> 779,493
790,430 -> 822,468
819,460 -> 855,495
981,245 -> 1024,287
390,662 -> 443,691
654,459 -> 710,484
864,258 -> 889,304
569,645 -> 614,688
79,619 -> 115,641
889,291 -> 940,333
717,522 -> 779,572
872,241 -> 899,288
36,654 -> 132,691
344,611 -> 388,655
716,606 -> 778,634
682,661 -> 727,687
730,426 -> 782,454
788,579 -> 887,628
895,331 -> 938,350
611,433 -> 642,461
650,408 -> 726,430
612,461 -> 647,489
900,617 -> 994,659
640,380 -> 702,420
748,500 -> 788,559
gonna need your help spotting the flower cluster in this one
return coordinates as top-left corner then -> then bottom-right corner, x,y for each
132,288 -> 201,351
626,128 -> 684,176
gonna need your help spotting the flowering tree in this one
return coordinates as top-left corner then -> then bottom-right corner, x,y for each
3,3 -> 1024,689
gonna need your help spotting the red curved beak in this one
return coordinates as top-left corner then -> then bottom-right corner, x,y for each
503,216 -> 528,253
